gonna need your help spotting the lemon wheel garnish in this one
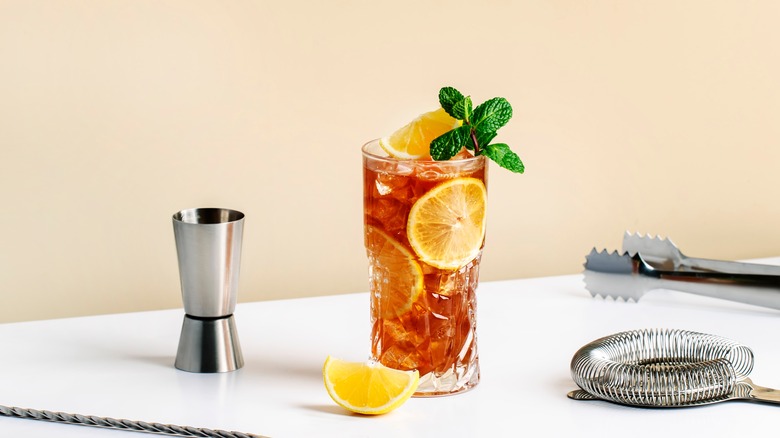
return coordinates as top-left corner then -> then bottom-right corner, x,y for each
379,108 -> 461,159
407,177 -> 487,270
323,356 -> 420,415
365,225 -> 423,318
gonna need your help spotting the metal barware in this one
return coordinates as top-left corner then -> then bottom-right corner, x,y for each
0,404 -> 266,437
568,328 -> 780,407
622,231 -> 780,275
172,208 -> 245,373
583,249 -> 780,311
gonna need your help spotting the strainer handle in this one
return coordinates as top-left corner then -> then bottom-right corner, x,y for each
743,378 -> 780,405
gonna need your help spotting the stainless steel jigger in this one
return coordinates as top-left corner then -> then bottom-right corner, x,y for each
172,208 -> 245,373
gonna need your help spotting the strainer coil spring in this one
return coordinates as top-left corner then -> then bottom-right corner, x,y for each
570,328 -> 754,407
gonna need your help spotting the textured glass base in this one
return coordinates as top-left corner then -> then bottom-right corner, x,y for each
413,360 -> 480,397
370,253 -> 482,397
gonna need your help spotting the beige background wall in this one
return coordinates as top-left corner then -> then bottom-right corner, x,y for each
1,1 -> 779,323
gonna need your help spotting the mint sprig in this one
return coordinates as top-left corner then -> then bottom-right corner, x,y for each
432,86 -> 524,173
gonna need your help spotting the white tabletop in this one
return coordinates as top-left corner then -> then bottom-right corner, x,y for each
2,260 -> 780,437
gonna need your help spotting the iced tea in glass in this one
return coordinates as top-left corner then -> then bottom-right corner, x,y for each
362,139 -> 487,396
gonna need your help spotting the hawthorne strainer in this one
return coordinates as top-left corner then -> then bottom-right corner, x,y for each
567,328 -> 780,407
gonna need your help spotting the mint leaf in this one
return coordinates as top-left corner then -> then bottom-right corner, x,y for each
481,143 -> 524,173
430,125 -> 471,161
450,96 -> 473,122
439,87 -> 464,118
472,97 -> 512,133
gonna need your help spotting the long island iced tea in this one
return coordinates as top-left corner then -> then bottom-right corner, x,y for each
362,140 -> 487,396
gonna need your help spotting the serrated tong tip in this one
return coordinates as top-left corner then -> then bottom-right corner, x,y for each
583,248 -> 645,302
622,231 -> 680,264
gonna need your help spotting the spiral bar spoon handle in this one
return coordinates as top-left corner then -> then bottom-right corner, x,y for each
0,404 -> 268,438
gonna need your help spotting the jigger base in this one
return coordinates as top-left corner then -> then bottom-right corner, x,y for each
175,315 -> 244,373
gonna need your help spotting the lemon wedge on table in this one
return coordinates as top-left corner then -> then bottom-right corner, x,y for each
379,108 -> 461,159
323,356 -> 420,415
407,177 -> 487,270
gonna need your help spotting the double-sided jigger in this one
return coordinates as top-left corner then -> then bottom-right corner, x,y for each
173,207 -> 245,373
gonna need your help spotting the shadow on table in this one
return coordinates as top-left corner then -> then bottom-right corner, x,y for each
243,356 -> 323,381
297,404 -> 355,416
128,355 -> 175,368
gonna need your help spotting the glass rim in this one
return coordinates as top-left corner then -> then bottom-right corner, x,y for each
361,138 -> 486,165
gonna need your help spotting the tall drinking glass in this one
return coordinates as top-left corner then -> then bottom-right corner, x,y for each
362,139 -> 487,396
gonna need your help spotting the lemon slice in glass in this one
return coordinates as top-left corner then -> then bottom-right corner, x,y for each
379,108 -> 461,159
407,177 -> 487,270
365,225 -> 423,318
323,356 -> 420,415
